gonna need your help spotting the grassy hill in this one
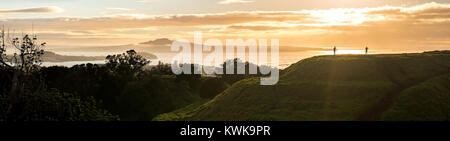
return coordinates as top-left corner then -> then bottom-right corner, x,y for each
153,51 -> 450,121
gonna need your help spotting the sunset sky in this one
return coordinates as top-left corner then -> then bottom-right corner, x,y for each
1,0 -> 449,51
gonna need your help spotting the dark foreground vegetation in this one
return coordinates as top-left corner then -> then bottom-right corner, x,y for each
0,35 -> 265,121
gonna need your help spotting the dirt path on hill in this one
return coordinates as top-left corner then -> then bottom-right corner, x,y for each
357,59 -> 450,121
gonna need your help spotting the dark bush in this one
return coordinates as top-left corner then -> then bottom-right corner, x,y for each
0,88 -> 118,121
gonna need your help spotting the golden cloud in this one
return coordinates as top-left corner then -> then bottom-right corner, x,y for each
0,6 -> 63,14
1,2 -> 448,49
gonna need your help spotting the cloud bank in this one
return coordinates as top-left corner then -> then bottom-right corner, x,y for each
0,6 -> 63,14
218,0 -> 255,5
1,2 -> 449,49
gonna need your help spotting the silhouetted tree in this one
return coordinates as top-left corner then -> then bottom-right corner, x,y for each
0,32 -> 45,73
0,29 -> 118,121
106,49 -> 150,77
219,58 -> 263,85
0,31 -> 46,119
150,61 -> 173,75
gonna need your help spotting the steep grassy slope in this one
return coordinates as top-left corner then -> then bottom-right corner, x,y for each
381,73 -> 450,121
154,51 -> 450,121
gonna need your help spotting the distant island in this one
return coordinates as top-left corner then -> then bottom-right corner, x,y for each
7,51 -> 158,63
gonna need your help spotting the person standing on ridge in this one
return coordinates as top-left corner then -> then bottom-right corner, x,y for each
365,46 -> 369,54
333,46 -> 337,55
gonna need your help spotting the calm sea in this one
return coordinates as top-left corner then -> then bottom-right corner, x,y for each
42,48 -> 430,69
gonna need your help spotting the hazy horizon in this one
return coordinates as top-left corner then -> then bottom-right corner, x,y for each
1,0 -> 450,68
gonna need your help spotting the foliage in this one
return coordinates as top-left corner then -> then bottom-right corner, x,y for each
106,49 -> 150,77
150,61 -> 172,75
0,33 -> 118,121
0,42 -> 270,121
0,34 -> 45,73
0,88 -> 118,121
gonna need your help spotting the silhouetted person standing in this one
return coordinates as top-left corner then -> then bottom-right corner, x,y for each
333,46 -> 337,55
365,46 -> 369,54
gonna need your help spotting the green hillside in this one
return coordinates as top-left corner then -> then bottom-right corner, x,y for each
153,51 -> 450,121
